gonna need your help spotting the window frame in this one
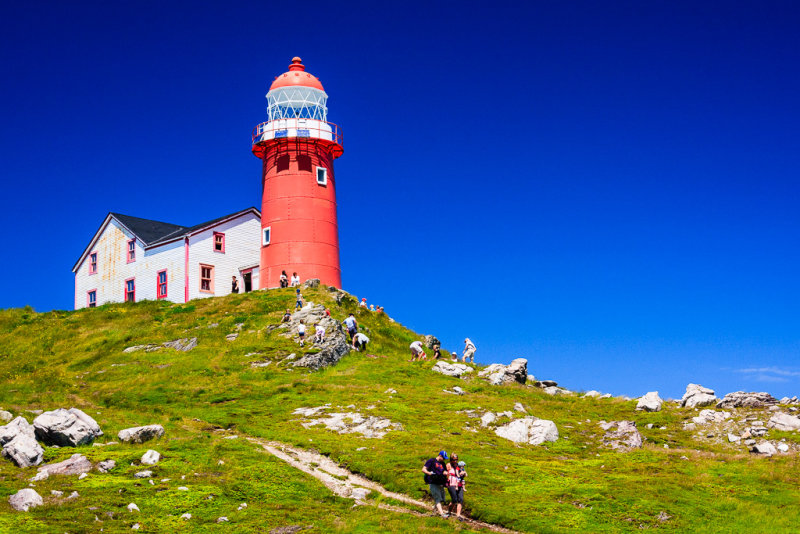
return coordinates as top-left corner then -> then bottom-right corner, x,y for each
262,226 -> 271,246
316,166 -> 328,185
89,252 -> 98,275
213,232 -> 225,253
127,238 -> 136,263
157,269 -> 168,299
87,290 -> 97,308
124,277 -> 136,303
199,264 -> 214,294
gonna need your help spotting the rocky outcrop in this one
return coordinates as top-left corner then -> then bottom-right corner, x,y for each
636,392 -> 663,412
692,410 -> 731,425
303,278 -> 320,288
767,412 -> 800,431
431,361 -> 473,378
423,335 -> 440,349
294,405 -> 402,439
478,359 -> 528,386
8,488 -> 42,512
33,408 -> 102,447
600,421 -> 643,451
32,454 -> 91,481
717,392 -> 778,409
124,338 -> 197,353
495,417 -> 558,445
118,425 -> 165,444
283,304 -> 351,370
681,384 -> 718,409
0,416 -> 43,467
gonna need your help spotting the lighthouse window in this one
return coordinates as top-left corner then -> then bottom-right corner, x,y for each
200,264 -> 214,293
316,167 -> 328,185
262,227 -> 271,246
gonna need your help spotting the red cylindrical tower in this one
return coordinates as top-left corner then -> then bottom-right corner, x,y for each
252,57 -> 344,289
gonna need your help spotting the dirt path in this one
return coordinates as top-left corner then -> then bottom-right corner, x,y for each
248,438 -> 519,534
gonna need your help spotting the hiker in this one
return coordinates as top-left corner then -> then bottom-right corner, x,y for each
433,345 -> 442,360
409,340 -> 426,361
353,331 -> 369,352
295,288 -> 303,310
314,323 -> 325,344
281,309 -> 292,323
231,276 -> 239,294
279,270 -> 288,288
290,272 -> 300,287
324,308 -> 331,317
446,453 -> 467,520
297,320 -> 306,347
422,451 -> 449,518
343,313 -> 358,341
462,338 -> 476,363
369,304 -> 375,311
359,298 -> 368,308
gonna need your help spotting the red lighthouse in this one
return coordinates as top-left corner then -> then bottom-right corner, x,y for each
252,57 -> 344,289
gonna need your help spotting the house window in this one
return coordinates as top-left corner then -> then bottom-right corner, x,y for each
200,264 -> 214,293
124,278 -> 135,302
87,290 -> 97,308
127,239 -> 136,263
262,227 -> 271,246
316,166 -> 328,185
213,232 -> 225,253
157,270 -> 168,299
89,252 -> 98,275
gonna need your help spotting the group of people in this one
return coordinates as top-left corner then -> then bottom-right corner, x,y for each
408,338 -> 477,363
279,270 -> 301,288
422,450 -> 468,520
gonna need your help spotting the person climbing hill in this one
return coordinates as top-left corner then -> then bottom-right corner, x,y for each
422,451 -> 449,518
353,331 -> 369,352
462,338 -> 476,363
409,340 -> 426,361
343,313 -> 358,341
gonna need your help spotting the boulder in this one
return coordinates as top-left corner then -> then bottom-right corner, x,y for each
161,338 -> 198,352
8,488 -> 43,512
33,454 -> 91,479
495,417 -> 558,445
680,384 -> 718,409
601,421 -> 643,451
2,434 -> 44,467
767,412 -> 800,431
717,391 -> 777,409
133,470 -> 153,479
751,441 -> 778,456
303,278 -> 320,288
0,416 -> 35,445
33,408 -> 103,447
141,450 -> 161,465
118,425 -> 165,444
692,410 -> 731,425
777,442 -> 790,452
584,391 -> 601,398
97,460 -> 116,473
286,304 -> 351,370
478,359 -> 528,386
431,361 -> 473,378
423,335 -> 440,349
480,412 -> 497,427
0,410 -> 12,423
636,392 -> 663,412
539,380 -> 558,387
543,386 -> 571,396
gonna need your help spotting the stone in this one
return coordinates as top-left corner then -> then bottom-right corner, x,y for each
127,503 -> 140,512
431,361 -> 473,378
480,412 -> 497,427
478,359 -> 528,385
0,416 -> 35,445
225,333 -> 238,341
539,380 -> 558,387
717,391 -> 778,409
181,513 -> 192,520
601,421 -> 643,451
118,424 -> 165,443
33,453 -> 91,480
302,278 -> 320,288
727,433 -> 741,443
0,410 -> 12,423
583,391 -> 601,398
67,491 -> 79,499
744,439 -> 756,446
134,470 -> 153,479
217,517 -> 229,523
97,460 -> 116,473
751,441 -> 778,456
51,490 -> 63,497
767,412 -> 800,431
495,417 -> 558,445
423,335 -> 440,349
141,450 -> 161,465
2,433 -> 44,467
543,386 -> 570,396
300,411 -> 402,439
132,523 -> 140,530
692,410 -> 731,425
452,386 -> 465,395
384,388 -> 397,394
33,408 -> 103,447
8,488 -> 43,512
514,402 -> 526,413
599,393 -> 613,399
680,383 -> 718,409
636,392 -> 663,412
777,442 -> 790,452
161,338 -> 198,351
178,486 -> 189,491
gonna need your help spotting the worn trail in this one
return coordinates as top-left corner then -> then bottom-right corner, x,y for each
248,438 -> 519,533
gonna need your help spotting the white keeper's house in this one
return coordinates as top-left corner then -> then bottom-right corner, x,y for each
72,208 -> 261,309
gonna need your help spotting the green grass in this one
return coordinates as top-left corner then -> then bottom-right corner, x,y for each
0,287 -> 798,532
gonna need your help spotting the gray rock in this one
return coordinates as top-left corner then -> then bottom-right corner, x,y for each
0,410 -> 12,423
680,383 -> 718,408
33,408 -> 103,447
543,386 -> 571,396
717,391 -> 778,409
302,278 -> 320,288
751,441 -> 778,456
583,391 -> 601,398
514,402 -> 526,413
97,460 -> 116,473
636,392 -> 663,412
2,434 -> 44,467
478,359 -> 528,385
777,442 -> 790,452
727,433 -> 741,443
127,503 -> 140,512
601,421 -> 643,451
141,450 -> 161,465
495,417 -> 558,445
33,453 -> 91,479
423,335 -> 440,349
432,361 -> 473,378
118,425 -> 165,444
0,416 -> 35,445
692,410 -> 730,425
300,411 -> 402,439
287,304 -> 350,370
480,412 -> 497,427
539,380 -> 558,387
8,488 -> 43,512
767,412 -> 800,431
133,470 -> 153,479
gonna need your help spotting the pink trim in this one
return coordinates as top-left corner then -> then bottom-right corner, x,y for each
124,277 -> 136,303
199,264 -> 214,293
89,251 -> 98,275
213,232 -> 225,253
157,269 -> 168,299
184,237 -> 189,303
127,239 -> 136,263
87,289 -> 97,308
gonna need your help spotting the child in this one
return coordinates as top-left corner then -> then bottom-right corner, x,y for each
295,288 -> 303,310
314,323 -> 325,344
297,320 -> 306,347
282,309 -> 292,323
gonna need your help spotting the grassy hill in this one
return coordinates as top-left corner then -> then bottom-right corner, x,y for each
0,286 -> 798,533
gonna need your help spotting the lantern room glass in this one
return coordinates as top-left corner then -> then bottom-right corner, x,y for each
267,87 -> 328,121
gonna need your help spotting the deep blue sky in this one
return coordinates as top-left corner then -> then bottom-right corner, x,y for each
2,1 -> 799,399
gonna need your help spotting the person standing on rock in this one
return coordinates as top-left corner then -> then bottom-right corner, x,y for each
462,338 -> 476,363
314,323 -> 325,344
422,451 -> 449,518
446,454 -> 467,520
353,331 -> 369,352
409,340 -> 426,361
343,313 -> 358,341
297,320 -> 306,347
279,270 -> 289,288
290,272 -> 300,287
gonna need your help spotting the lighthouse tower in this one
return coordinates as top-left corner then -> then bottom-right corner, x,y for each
252,57 -> 344,289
